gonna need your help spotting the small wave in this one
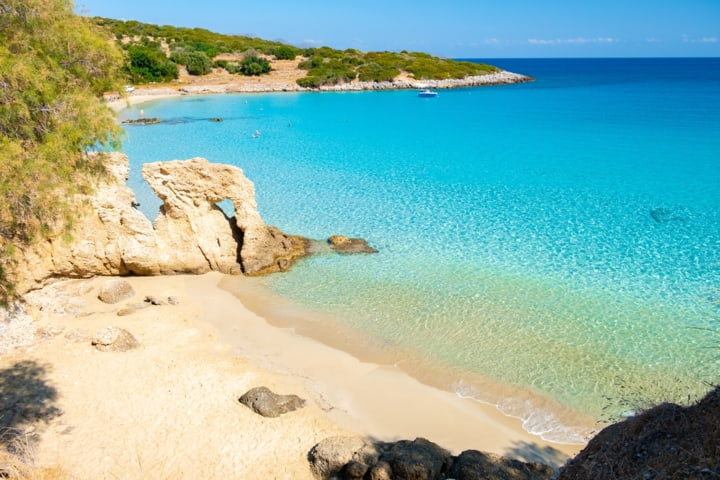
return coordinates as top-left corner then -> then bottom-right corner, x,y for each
453,379 -> 592,445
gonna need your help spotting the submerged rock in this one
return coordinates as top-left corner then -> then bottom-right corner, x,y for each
327,235 -> 379,255
121,117 -> 162,125
649,207 -> 687,224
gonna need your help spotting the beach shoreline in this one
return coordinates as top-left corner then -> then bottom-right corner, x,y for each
107,68 -> 532,111
2,272 -> 581,477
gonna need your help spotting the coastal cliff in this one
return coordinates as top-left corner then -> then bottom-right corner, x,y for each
8,153 -> 309,294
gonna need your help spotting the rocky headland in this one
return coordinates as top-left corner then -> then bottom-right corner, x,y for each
7,153 -> 375,296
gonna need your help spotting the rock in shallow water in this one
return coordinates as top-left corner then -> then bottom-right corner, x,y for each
327,235 -> 379,255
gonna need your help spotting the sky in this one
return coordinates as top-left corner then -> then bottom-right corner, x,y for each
75,0 -> 720,58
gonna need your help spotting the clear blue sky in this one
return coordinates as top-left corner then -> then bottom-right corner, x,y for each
75,0 -> 719,58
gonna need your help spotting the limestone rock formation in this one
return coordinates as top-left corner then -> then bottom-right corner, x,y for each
9,153 -> 312,294
238,386 -> 306,417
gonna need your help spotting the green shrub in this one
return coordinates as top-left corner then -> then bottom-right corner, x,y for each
239,55 -> 271,76
225,62 -> 242,74
358,63 -> 400,82
174,40 -> 219,58
296,76 -> 322,88
274,46 -> 297,60
169,50 -> 191,65
127,44 -> 179,83
185,51 -> 213,75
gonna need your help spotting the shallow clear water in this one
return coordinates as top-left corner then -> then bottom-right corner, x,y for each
119,58 -> 720,443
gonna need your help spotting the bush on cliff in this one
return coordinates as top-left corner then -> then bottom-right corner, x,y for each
273,45 -> 298,60
239,55 -> 271,76
126,44 -> 178,83
185,51 -> 214,76
0,0 -> 124,303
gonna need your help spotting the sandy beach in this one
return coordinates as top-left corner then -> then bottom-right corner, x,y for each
1,272 -> 580,478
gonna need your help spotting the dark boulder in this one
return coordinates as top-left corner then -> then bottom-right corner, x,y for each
379,438 -> 452,480
448,449 -> 554,480
238,386 -> 306,418
309,436 -> 557,480
307,436 -> 376,480
342,460 -> 369,480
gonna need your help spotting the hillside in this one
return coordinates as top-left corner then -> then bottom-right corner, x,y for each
93,17 -> 503,88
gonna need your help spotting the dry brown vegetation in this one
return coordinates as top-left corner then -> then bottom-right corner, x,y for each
0,436 -> 67,480
557,385 -> 720,480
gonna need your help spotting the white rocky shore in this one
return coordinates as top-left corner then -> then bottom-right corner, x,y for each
125,70 -> 531,98
316,70 -> 532,92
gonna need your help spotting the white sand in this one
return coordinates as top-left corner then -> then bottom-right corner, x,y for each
1,273 -> 580,478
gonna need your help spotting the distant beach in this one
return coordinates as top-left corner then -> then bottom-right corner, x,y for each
107,59 -> 531,111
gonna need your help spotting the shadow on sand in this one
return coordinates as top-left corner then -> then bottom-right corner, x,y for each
0,360 -> 61,449
505,440 -> 571,469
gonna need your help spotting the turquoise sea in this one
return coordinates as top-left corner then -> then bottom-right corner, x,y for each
118,58 -> 720,444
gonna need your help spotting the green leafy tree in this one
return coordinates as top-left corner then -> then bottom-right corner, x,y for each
273,46 -> 297,60
169,50 -> 192,66
0,0 -> 124,302
185,51 -> 213,76
126,44 -> 178,83
240,55 -> 271,76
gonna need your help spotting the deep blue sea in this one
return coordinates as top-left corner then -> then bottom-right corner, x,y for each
118,58 -> 720,443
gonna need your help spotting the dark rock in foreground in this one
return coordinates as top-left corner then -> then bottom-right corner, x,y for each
449,449 -> 555,480
308,436 -> 554,480
238,386 -> 306,418
556,385 -> 720,480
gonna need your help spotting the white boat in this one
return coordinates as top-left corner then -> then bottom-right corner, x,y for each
418,89 -> 438,98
